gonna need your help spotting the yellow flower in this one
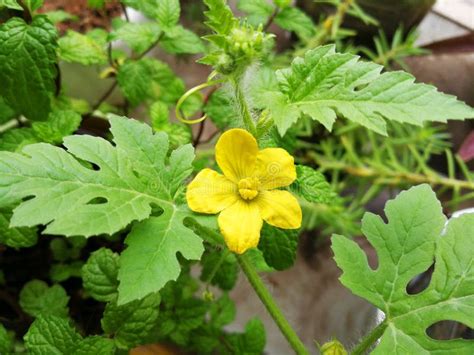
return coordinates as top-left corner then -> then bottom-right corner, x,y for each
186,128 -> 302,254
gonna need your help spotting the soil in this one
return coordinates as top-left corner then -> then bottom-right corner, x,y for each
39,0 -> 123,33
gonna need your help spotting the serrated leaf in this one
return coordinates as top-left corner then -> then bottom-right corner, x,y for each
150,101 -> 170,129
160,25 -> 205,54
19,280 -> 69,318
209,293 -> 236,328
101,292 -> 161,348
291,165 -> 333,204
156,0 -> 180,29
24,315 -> 81,355
59,30 -> 107,65
121,0 -> 158,19
332,184 -> 474,354
203,0 -> 237,35
117,58 -> 184,106
226,318 -> 266,354
203,89 -> 238,129
50,261 -> 83,282
0,206 -> 38,248
32,110 -> 81,144
74,336 -> 115,355
110,20 -> 161,55
275,6 -> 315,39
263,45 -> 474,136
82,248 -> 119,302
200,251 -> 238,291
0,116 -> 195,238
0,16 -> 58,121
0,323 -> 13,354
44,10 -> 78,24
237,0 -> 274,26
258,224 -> 298,270
118,205 -> 204,304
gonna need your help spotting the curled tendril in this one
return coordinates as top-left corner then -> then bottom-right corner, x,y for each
175,73 -> 225,125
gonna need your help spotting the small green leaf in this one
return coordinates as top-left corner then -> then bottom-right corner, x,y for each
258,224 -> 298,271
0,97 -> 16,124
204,89 -> 238,129
50,261 -> 83,282
156,0 -> 180,29
291,165 -> 334,204
32,110 -> 82,144
263,45 -> 474,136
209,293 -> 236,328
75,336 -> 115,355
0,0 -> 22,10
0,206 -> 37,248
110,20 -> 161,55
237,0 -> 274,26
226,318 -> 266,354
82,248 -> 119,302
275,6 -> 315,39
0,16 -> 58,121
19,280 -> 69,318
87,0 -> 105,9
121,0 -> 159,19
160,25 -> 205,54
24,315 -> 81,355
59,30 -> 107,65
200,252 -> 238,291
101,292 -> 161,349
332,184 -> 474,354
44,10 -> 79,24
23,0 -> 43,12
0,323 -> 13,354
117,58 -> 184,106
150,101 -> 170,129
0,128 -> 40,152
203,0 -> 237,35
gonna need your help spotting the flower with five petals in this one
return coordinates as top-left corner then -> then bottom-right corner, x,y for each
186,128 -> 302,254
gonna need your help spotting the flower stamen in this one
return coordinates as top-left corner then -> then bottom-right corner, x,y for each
238,177 -> 260,200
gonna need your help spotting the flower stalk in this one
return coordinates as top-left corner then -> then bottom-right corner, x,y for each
236,253 -> 309,355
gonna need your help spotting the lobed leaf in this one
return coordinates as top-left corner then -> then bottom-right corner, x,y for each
332,184 -> 474,354
261,45 -> 474,136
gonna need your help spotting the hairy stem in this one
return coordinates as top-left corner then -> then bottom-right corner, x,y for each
232,78 -> 257,136
351,321 -> 387,355
236,254 -> 309,355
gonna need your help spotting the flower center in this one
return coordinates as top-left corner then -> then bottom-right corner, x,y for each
238,177 -> 260,201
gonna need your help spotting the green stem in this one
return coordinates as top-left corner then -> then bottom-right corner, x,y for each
351,321 -> 387,355
236,254 -> 309,355
232,77 -> 257,136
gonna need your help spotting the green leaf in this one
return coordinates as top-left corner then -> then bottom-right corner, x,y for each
23,0 -> 43,12
237,0 -> 274,26
19,280 -> 69,318
0,0 -> 22,10
200,251 -> 238,291
87,0 -> 105,9
160,25 -> 204,54
263,45 -> 474,136
0,323 -> 13,354
150,101 -> 170,129
258,224 -> 298,270
332,184 -> 474,354
203,89 -> 238,129
59,30 -> 107,65
32,110 -> 81,144
209,293 -> 236,328
0,128 -> 40,152
0,116 -> 195,237
290,165 -> 334,204
110,20 -> 161,55
0,206 -> 38,248
101,292 -> 161,349
0,97 -> 16,124
74,336 -> 115,355
121,0 -> 159,19
82,248 -> 119,302
24,315 -> 81,355
50,261 -> 83,282
0,16 -> 58,121
156,0 -> 180,29
203,0 -> 236,35
118,205 -> 204,304
274,6 -> 315,39
117,58 -> 184,106
226,318 -> 266,354
44,10 -> 79,24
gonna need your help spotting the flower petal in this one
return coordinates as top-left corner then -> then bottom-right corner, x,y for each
218,200 -> 262,254
256,190 -> 302,229
254,148 -> 296,189
215,129 -> 258,183
186,168 -> 238,214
